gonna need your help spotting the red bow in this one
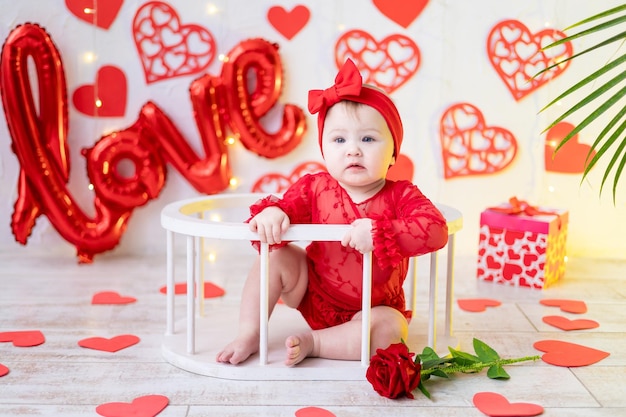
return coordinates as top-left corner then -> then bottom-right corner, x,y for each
489,197 -> 557,217
308,59 -> 362,114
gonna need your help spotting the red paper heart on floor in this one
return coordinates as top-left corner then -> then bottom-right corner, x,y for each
545,122 -> 596,173
251,161 -> 325,193
0,330 -> 45,347
335,30 -> 420,94
79,335 -> 140,352
92,291 -> 137,305
373,0 -> 429,28
295,406 -> 337,417
159,282 -> 225,298
132,2 -> 216,83
473,392 -> 543,417
386,154 -> 414,182
65,0 -> 123,29
542,315 -> 599,331
540,298 -> 587,314
0,363 -> 9,377
96,394 -> 168,417
439,102 -> 517,178
73,65 -> 127,117
457,298 -> 502,312
533,340 -> 609,367
267,5 -> 310,40
487,19 -> 572,101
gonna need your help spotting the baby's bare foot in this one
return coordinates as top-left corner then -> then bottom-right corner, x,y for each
284,333 -> 315,366
216,333 -> 259,365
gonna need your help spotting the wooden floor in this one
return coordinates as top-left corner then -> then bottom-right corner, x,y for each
1,242 -> 625,416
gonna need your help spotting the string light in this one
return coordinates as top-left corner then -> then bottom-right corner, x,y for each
229,177 -> 239,189
83,8 -> 94,14
82,52 -> 97,63
206,4 -> 219,15
225,136 -> 236,145
95,99 -> 102,108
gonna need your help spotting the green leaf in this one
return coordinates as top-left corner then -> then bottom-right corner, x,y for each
448,347 -> 480,366
473,338 -> 501,362
418,346 -> 442,363
430,369 -> 450,379
417,381 -> 431,399
487,364 -> 510,380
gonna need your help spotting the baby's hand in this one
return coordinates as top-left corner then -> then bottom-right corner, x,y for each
249,206 -> 290,244
341,218 -> 374,253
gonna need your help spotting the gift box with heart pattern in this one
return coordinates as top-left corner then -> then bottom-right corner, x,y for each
476,204 -> 568,289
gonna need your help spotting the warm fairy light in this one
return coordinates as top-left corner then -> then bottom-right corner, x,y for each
206,4 -> 219,15
84,8 -> 94,14
564,255 -> 568,263
225,136 -> 236,145
206,252 -> 217,263
95,99 -> 102,108
209,214 -> 221,222
83,52 -> 97,63
229,177 -> 239,189
88,183 -> 94,191
219,54 -> 228,62
547,140 -> 558,148
544,21 -> 551,27
337,23 -> 346,31
548,185 -> 555,193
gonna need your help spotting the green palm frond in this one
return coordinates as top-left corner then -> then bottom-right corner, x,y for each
539,4 -> 626,202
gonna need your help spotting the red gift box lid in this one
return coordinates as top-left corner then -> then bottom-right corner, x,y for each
480,205 -> 568,234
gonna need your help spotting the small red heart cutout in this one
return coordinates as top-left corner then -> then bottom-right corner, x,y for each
267,5 -> 311,40
533,340 -> 609,367
0,330 -> 45,347
79,335 -> 140,352
73,65 -> 127,117
96,394 -> 168,417
295,406 -> 337,417
545,122 -> 596,173
542,315 -> 599,331
473,392 -> 543,417
457,298 -> 502,312
159,282 -> 225,298
373,0 -> 429,28
65,0 -> 123,29
0,363 -> 9,377
540,298 -> 587,314
386,153 -> 414,182
92,291 -> 137,305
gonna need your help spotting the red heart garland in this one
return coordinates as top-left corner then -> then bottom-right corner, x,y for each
132,1 -> 216,83
295,407 -> 337,417
373,0 -> 429,28
96,394 -> 168,417
79,335 -> 140,352
440,102 -> 517,178
335,30 -> 420,94
92,291 -> 137,305
540,298 -> 587,314
65,0 -> 123,29
545,122 -> 596,173
267,5 -> 310,40
0,330 -> 45,347
533,340 -> 609,367
0,363 -> 9,377
473,392 -> 544,417
487,19 -> 572,101
542,315 -> 599,331
457,298 -> 502,313
72,65 -> 127,117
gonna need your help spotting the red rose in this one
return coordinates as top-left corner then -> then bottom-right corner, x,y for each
366,342 -> 421,399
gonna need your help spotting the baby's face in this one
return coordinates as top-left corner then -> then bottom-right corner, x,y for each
321,101 -> 395,194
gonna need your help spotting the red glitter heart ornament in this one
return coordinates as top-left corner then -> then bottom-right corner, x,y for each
487,19 -> 572,101
0,330 -> 45,347
439,102 -> 517,178
473,392 -> 543,417
267,5 -> 310,40
132,1 -> 216,83
96,394 -> 168,417
335,29 -> 420,94
79,335 -> 140,352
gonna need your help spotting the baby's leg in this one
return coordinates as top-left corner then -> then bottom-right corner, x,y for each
284,305 -> 408,366
216,244 -> 308,365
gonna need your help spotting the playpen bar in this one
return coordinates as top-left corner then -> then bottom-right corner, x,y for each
428,251 -> 438,349
166,230 -> 175,335
445,234 -> 456,336
361,252 -> 373,366
259,242 -> 270,365
187,236 -> 196,354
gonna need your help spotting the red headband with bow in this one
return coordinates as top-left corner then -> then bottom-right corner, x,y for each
307,59 -> 403,156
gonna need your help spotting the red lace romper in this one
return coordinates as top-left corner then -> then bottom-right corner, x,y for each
249,172 -> 448,330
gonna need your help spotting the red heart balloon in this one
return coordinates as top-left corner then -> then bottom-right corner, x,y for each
473,392 -> 543,417
79,335 -> 140,352
533,340 -> 609,367
96,395 -> 168,417
457,298 -> 501,313
540,298 -> 587,314
267,5 -> 310,40
542,315 -> 599,331
92,291 -> 137,305
0,330 -> 45,347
